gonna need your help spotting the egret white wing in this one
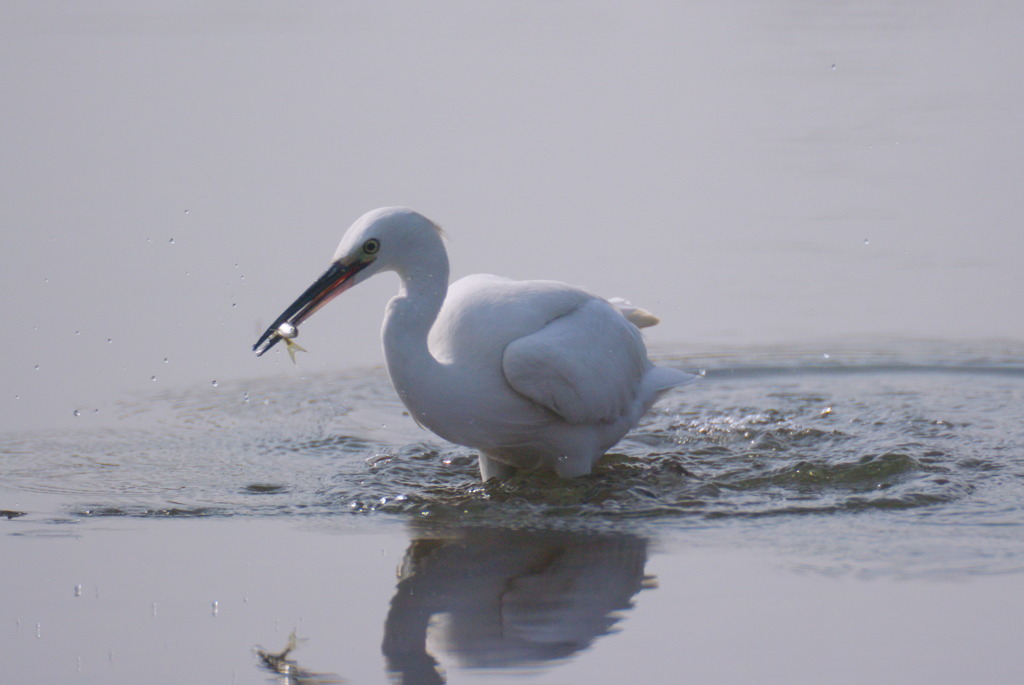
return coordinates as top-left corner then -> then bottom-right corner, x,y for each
503,298 -> 648,424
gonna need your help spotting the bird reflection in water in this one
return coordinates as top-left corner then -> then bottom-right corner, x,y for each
382,525 -> 654,685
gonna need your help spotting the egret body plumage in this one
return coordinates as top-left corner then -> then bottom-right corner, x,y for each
253,207 -> 696,480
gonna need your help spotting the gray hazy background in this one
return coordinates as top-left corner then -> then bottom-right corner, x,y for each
3,0 -> 1022,432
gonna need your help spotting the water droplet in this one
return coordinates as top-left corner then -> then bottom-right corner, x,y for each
73,409 -> 81,417
35,623 -> 41,639
211,380 -> 218,387
33,364 -> 40,371
863,238 -> 870,245
106,338 -> 113,344
150,375 -> 157,382
74,330 -> 80,336
183,209 -> 189,215
168,237 -> 175,244
74,584 -> 82,597
151,603 -> 158,618
822,353 -> 831,359
831,63 -> 837,71
211,600 -> 219,617
163,357 -> 169,364
14,395 -> 19,400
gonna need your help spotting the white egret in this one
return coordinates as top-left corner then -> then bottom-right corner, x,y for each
253,207 -> 696,479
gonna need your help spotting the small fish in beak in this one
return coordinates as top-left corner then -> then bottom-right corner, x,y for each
275,322 -> 306,364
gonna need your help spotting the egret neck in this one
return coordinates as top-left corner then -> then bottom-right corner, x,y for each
382,239 -> 451,429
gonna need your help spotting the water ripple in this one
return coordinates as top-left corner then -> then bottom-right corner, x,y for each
1,347 -> 1022,546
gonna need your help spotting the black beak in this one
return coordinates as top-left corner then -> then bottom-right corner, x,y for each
252,258 -> 371,357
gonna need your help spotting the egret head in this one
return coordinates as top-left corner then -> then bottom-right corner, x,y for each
253,207 -> 445,357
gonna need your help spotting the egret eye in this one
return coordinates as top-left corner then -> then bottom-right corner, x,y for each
363,238 -> 380,255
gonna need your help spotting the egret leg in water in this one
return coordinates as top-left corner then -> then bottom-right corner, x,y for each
253,207 -> 696,480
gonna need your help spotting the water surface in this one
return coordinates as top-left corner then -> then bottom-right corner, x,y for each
5,342 -> 1023,571
4,344 -> 1024,684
